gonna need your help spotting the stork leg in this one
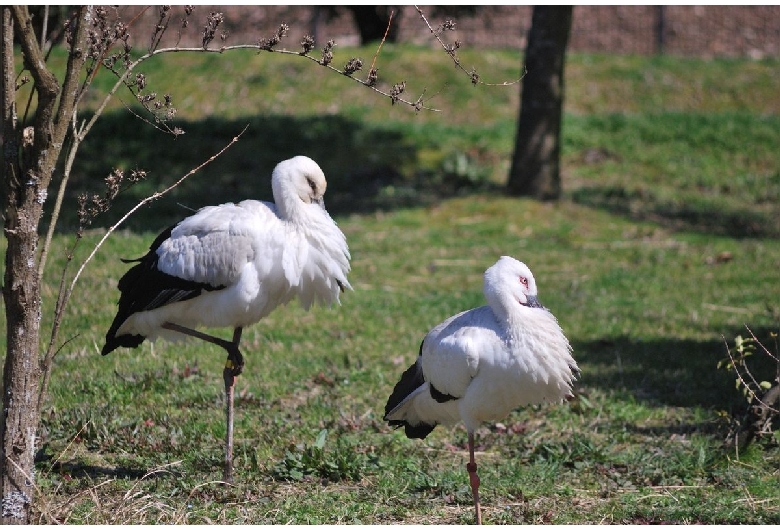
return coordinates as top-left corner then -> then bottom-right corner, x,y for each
466,431 -> 482,525
161,323 -> 244,484
222,327 -> 243,485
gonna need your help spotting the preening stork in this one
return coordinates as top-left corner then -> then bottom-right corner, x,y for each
102,155 -> 351,483
384,256 -> 578,524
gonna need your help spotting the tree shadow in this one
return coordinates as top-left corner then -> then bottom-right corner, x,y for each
34,451 -> 154,481
572,325 -> 779,415
571,185 -> 780,239
57,462 -> 155,480
56,111 -> 496,233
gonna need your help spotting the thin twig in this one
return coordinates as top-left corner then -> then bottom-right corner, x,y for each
49,421 -> 91,470
84,6 -> 150,90
88,42 -> 442,132
38,333 -> 79,411
746,325 -> 780,363
40,5 -> 48,50
118,97 -> 182,136
723,332 -> 780,413
367,9 -> 394,78
84,5 -> 521,133
414,5 -> 524,87
724,334 -> 763,398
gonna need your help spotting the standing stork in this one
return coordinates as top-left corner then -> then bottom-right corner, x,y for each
384,256 -> 578,524
102,155 -> 351,484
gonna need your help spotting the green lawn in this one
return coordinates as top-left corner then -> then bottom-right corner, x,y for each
7,43 -> 780,523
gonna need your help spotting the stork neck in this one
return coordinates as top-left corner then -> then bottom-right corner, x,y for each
488,291 -> 530,338
273,178 -> 305,222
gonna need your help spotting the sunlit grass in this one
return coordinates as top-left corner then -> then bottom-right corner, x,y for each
6,43 -> 780,523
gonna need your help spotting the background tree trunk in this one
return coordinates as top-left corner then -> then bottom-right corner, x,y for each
345,6 -> 398,44
506,6 -> 573,200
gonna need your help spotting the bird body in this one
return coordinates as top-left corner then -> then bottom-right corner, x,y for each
102,155 -> 350,483
388,302 -> 576,435
385,256 -> 577,435
384,256 -> 577,524
103,156 -> 351,353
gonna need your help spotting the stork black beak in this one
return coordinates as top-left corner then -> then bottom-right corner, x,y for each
523,295 -> 544,309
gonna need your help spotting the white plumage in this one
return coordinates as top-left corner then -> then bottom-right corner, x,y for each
384,256 -> 578,524
104,155 -> 350,347
102,155 -> 351,483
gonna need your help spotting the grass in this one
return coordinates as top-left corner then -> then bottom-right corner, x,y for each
5,42 -> 780,523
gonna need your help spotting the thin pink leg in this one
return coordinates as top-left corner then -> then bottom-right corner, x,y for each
466,431 -> 482,525
161,323 -> 243,484
223,363 -> 235,484
222,327 -> 243,485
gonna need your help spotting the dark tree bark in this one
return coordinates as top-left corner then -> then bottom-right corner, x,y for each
345,6 -> 398,44
1,6 -> 88,524
1,10 -> 41,524
506,6 -> 573,200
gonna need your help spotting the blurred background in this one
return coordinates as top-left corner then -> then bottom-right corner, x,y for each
123,5 -> 780,58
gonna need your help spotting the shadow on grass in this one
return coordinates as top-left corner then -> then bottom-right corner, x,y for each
571,185 -> 780,239
572,325 -> 779,415
34,448 -> 151,480
52,462 -> 151,480
57,110 -> 496,233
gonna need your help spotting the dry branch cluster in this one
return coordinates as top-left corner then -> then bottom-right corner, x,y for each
77,169 -> 146,234
70,5 -> 500,234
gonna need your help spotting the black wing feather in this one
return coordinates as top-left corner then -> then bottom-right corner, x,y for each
429,383 -> 458,403
384,341 -> 438,439
101,224 -> 224,355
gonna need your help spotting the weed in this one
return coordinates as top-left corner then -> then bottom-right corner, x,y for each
271,429 -> 380,483
719,328 -> 780,451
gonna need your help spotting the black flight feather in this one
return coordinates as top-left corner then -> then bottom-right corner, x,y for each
384,341 -> 438,440
429,383 -> 458,403
102,224 -> 225,356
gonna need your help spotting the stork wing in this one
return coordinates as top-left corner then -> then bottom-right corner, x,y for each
421,306 -> 499,400
156,200 -> 282,288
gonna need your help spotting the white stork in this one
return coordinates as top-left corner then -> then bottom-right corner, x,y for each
384,256 -> 578,524
102,155 -> 351,483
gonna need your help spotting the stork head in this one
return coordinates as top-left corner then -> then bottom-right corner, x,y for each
272,156 -> 328,212
483,256 -> 544,312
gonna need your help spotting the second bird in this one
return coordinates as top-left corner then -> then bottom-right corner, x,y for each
384,256 -> 578,524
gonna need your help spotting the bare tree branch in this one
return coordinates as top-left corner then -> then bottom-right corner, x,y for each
366,9 -> 395,86
37,112 -> 81,281
414,5 -> 524,88
53,8 -> 89,139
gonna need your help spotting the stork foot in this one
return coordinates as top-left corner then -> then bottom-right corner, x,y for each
225,345 -> 244,378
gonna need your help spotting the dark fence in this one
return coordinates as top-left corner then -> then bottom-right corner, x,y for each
121,6 -> 780,59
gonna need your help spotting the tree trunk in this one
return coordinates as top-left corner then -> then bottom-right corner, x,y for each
1,7 -> 88,523
506,6 -> 573,200
346,6 -> 398,44
1,9 -> 41,524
